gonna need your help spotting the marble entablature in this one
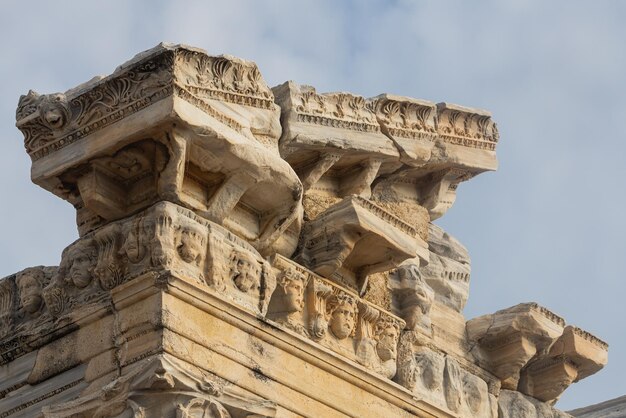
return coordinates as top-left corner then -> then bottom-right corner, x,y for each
0,43 -> 606,417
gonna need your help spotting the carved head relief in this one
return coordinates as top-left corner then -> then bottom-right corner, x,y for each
326,293 -> 357,340
39,93 -> 69,130
375,318 -> 401,361
277,268 -> 306,313
122,219 -> 148,263
64,240 -> 97,289
230,250 -> 260,293
415,347 -> 444,391
16,268 -> 44,314
177,226 -> 205,265
462,374 -> 484,415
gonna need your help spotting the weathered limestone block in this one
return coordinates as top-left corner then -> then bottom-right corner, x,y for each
3,269 -> 453,417
40,355 -> 278,418
422,223 -> 470,313
0,202 -> 278,367
389,260 -> 435,333
466,302 -> 566,390
15,43 -> 303,257
388,224 -> 471,359
568,394 -> 626,418
498,389 -> 573,418
395,331 -> 498,417
518,325 -> 608,402
296,195 -> 427,293
4,43 -> 601,418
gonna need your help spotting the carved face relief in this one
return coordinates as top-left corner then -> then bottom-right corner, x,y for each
462,374 -> 484,414
327,296 -> 357,340
64,242 -> 96,289
279,269 -> 306,313
16,269 -> 43,314
375,323 -> 399,361
39,94 -> 68,130
177,228 -> 204,265
415,349 -> 444,391
122,220 -> 148,264
231,251 -> 260,293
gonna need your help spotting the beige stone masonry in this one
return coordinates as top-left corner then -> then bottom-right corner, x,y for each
0,43 -> 607,417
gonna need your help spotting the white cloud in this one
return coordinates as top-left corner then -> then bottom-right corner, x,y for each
0,0 -> 623,410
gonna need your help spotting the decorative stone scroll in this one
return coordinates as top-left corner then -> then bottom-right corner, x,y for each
436,102 -> 499,151
370,94 -> 438,164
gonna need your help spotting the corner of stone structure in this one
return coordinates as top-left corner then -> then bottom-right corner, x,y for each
0,42 -> 606,417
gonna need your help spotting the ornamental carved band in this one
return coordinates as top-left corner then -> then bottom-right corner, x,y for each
0,43 -> 606,418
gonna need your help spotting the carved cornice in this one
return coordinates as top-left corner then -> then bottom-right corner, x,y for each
436,103 -> 499,151
15,44 -> 277,161
370,94 -> 438,142
571,325 -> 609,350
292,85 -> 380,132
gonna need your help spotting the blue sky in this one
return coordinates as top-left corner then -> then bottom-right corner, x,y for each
1,0 -> 624,410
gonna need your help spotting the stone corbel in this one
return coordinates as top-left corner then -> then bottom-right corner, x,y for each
518,325 -> 608,403
298,196 -> 422,294
299,152 -> 343,191
204,171 -> 258,224
418,169 -> 468,221
338,157 -> 383,198
465,303 -> 565,390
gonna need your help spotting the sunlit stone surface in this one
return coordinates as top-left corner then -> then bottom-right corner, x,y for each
0,43 -> 606,417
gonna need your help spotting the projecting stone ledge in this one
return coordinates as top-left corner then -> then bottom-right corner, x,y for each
5,42 -> 604,418
466,303 -> 608,403
296,195 -> 428,294
274,82 -> 499,224
16,43 -> 303,258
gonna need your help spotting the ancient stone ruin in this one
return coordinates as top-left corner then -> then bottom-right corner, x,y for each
0,43 -> 607,417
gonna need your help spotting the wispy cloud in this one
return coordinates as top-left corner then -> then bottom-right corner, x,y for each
0,0 -> 623,410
